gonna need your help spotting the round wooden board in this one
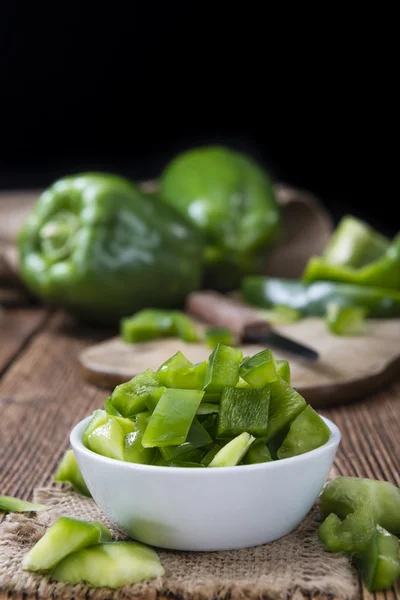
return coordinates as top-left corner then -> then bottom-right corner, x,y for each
79,318 -> 400,406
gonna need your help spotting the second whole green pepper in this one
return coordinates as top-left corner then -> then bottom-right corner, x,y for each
160,146 -> 281,291
19,173 -> 204,324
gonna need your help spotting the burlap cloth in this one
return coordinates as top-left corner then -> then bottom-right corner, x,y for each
0,485 -> 357,600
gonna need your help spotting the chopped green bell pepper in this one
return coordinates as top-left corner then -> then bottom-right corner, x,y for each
318,506 -> 375,554
320,477 -> 400,535
325,303 -> 367,335
276,359 -> 290,384
239,349 -> 278,388
203,344 -> 243,393
158,353 -> 207,389
51,541 -> 165,587
196,403 -> 220,415
217,386 -> 270,438
0,496 -> 47,513
142,389 -> 204,447
159,418 -> 212,460
124,412 -> 155,464
121,309 -> 200,344
277,406 -> 331,459
265,378 -> 307,442
55,450 -> 91,496
23,517 -> 111,571
257,305 -> 302,324
82,409 -> 109,447
104,396 -> 121,416
358,525 -> 400,591
111,370 -> 164,417
243,276 -> 400,318
87,418 -> 125,461
208,432 -> 255,467
242,439 -> 273,464
19,173 -> 204,324
200,443 -> 223,466
205,327 -> 236,349
160,146 -> 281,291
322,216 -> 390,268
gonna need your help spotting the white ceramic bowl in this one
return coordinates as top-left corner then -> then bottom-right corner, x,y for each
71,415 -> 340,551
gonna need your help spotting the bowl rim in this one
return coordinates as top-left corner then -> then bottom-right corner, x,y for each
71,413 -> 341,474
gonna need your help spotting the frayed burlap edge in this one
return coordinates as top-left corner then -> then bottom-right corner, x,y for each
0,485 -> 358,600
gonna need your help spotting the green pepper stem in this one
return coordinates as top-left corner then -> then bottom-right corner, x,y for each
39,211 -> 80,262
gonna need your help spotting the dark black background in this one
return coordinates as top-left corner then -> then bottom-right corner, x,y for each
1,5 -> 397,235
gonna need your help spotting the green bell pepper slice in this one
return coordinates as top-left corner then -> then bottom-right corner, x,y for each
242,276 -> 400,318
82,409 -> 109,447
242,439 -> 273,464
158,353 -> 208,389
322,216 -> 390,268
325,303 -> 367,335
87,417 -> 126,461
318,506 -> 376,555
159,418 -> 212,460
320,477 -> 400,535
104,396 -> 122,416
51,541 -> 165,587
160,146 -> 281,291
358,525 -> 400,591
0,496 -> 47,513
196,403 -> 220,415
111,370 -> 164,417
239,349 -> 278,388
124,412 -> 155,464
277,406 -> 331,459
265,378 -> 307,442
54,450 -> 91,497
303,233 -> 400,289
203,344 -> 243,393
276,359 -> 290,384
23,517 -> 111,571
205,327 -> 236,349
208,432 -> 255,467
142,388 -> 204,447
217,386 -> 270,438
200,443 -> 223,466
18,173 -> 204,324
121,309 -> 200,344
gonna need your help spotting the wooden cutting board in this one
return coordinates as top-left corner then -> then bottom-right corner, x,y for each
79,317 -> 400,406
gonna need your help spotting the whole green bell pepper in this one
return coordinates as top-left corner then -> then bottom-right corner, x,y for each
160,146 -> 281,290
242,276 -> 400,318
19,173 -> 204,324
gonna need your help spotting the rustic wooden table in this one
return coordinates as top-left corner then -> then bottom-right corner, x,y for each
0,306 -> 399,600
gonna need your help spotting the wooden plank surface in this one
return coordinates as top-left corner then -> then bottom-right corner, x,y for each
0,307 -> 399,600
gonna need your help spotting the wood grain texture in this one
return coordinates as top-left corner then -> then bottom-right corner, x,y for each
0,308 -> 49,375
0,308 -> 399,600
79,317 -> 400,407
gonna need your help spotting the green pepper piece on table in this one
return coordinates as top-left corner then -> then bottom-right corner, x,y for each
18,173 -> 204,324
203,344 -> 243,393
87,418 -> 126,461
23,517 -> 111,571
242,276 -> 400,318
276,359 -> 290,384
242,439 -> 273,464
159,418 -> 212,461
111,370 -> 164,417
208,432 -> 255,467
325,303 -> 367,335
0,496 -> 47,513
318,506 -> 376,555
124,412 -> 155,464
239,349 -> 278,388
320,477 -> 400,535
257,305 -> 302,324
358,525 -> 400,592
142,389 -> 204,448
121,309 -> 200,344
265,378 -> 307,442
217,386 -> 270,438
322,216 -> 390,269
277,406 -> 331,459
51,541 -> 165,587
160,146 -> 281,291
54,450 -> 91,497
205,327 -> 236,349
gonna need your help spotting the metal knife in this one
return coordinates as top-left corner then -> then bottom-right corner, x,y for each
186,291 -> 319,361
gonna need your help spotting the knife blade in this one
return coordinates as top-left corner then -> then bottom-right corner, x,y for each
185,290 -> 319,361
242,322 -> 319,361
